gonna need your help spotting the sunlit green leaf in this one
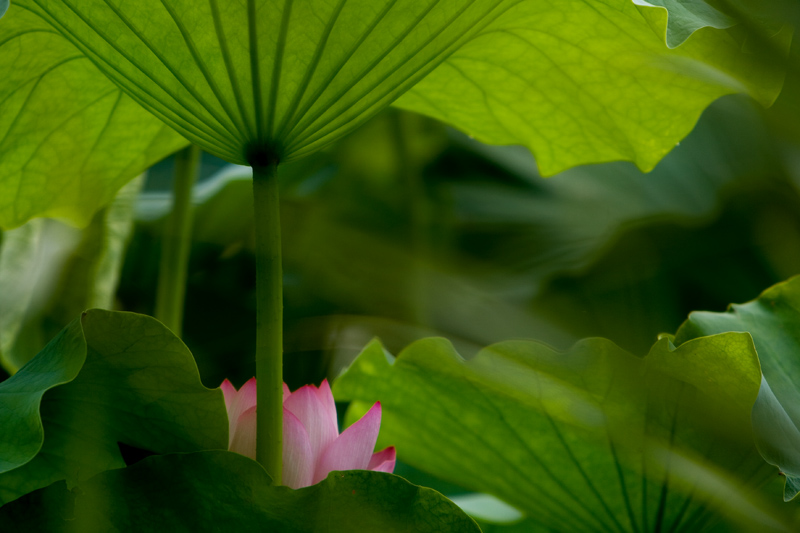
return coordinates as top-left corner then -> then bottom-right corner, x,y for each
0,177 -> 142,374
0,451 -> 481,532
15,0 -> 515,166
0,310 -> 227,505
14,0 -> 784,179
0,5 -> 188,229
675,275 -> 800,501
395,0 -> 785,174
334,334 -> 782,531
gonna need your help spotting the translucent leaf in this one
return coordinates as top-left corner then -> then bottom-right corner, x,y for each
395,0 -> 786,174
0,6 -> 188,229
14,0 -> 784,179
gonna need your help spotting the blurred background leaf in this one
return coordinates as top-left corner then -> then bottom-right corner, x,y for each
0,177 -> 142,373
107,93 -> 800,392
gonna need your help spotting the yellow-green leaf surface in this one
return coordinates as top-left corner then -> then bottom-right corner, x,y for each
0,5 -> 188,229
17,0 -> 515,166
14,0 -> 784,178
396,1 -> 786,174
334,334 -> 781,532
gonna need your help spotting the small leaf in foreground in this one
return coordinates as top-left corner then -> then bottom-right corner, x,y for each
0,451 -> 480,533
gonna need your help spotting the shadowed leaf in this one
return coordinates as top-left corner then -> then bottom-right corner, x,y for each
0,310 -> 227,505
0,451 -> 481,532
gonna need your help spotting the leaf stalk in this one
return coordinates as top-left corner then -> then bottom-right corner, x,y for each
252,161 -> 283,485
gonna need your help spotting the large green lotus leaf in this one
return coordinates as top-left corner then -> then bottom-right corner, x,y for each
0,0 -> 7,19
334,334 -> 783,532
0,5 -> 188,229
0,177 -> 141,374
0,309 -> 227,505
394,0 -> 786,175
16,0 -> 514,165
15,0 -> 783,177
0,451 -> 481,532
674,275 -> 800,501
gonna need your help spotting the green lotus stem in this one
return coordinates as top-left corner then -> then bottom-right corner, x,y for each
155,144 -> 201,335
252,161 -> 283,485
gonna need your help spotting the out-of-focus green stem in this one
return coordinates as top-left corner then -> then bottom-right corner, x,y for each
252,161 -> 283,485
391,111 -> 429,326
154,145 -> 201,335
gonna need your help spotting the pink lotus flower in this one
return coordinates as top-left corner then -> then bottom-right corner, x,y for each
220,377 -> 396,489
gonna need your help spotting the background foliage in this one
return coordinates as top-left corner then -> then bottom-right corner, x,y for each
5,90 -> 800,527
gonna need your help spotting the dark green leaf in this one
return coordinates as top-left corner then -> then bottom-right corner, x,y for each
334,334 -> 783,531
0,5 -> 188,229
0,451 -> 481,533
675,275 -> 800,501
451,96 -> 783,288
0,310 -> 227,505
